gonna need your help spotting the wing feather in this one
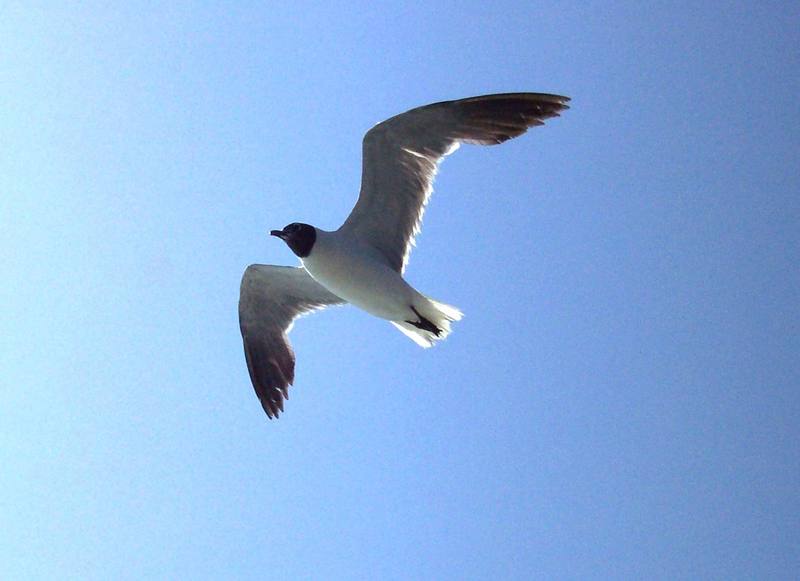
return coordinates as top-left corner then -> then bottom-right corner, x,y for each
238,265 -> 345,419
340,92 -> 570,272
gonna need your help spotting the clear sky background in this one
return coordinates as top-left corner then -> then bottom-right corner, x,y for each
2,2 -> 798,579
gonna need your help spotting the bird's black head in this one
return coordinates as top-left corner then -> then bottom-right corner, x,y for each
270,222 -> 316,258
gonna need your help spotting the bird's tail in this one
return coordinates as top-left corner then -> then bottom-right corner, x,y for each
391,296 -> 463,348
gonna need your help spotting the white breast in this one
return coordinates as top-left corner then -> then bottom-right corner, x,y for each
301,230 -> 417,321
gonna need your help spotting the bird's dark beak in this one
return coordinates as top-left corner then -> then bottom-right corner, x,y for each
270,229 -> 287,240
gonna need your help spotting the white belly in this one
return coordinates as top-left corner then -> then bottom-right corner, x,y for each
301,235 -> 416,321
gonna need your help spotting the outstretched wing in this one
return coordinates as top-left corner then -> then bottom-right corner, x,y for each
340,92 -> 570,272
238,265 -> 345,419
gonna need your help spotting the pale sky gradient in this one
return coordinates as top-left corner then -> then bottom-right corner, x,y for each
2,2 -> 799,579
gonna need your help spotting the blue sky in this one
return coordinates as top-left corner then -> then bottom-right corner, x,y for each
2,2 -> 798,579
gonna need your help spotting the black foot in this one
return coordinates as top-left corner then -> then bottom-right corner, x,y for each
406,306 -> 443,336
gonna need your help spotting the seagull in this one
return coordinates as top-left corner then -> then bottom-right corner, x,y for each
239,92 -> 570,418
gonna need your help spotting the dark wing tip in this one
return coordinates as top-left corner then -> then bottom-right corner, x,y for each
260,390 -> 285,420
453,92 -> 571,145
459,92 -> 570,105
243,335 -> 296,420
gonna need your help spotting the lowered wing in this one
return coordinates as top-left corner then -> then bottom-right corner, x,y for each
238,265 -> 345,418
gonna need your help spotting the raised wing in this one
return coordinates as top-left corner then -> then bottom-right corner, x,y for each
340,93 -> 570,272
238,265 -> 345,419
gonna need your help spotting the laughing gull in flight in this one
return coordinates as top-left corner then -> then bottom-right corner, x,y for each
239,92 -> 570,418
